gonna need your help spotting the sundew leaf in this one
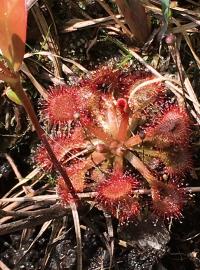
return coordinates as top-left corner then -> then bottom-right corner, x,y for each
0,0 -> 27,71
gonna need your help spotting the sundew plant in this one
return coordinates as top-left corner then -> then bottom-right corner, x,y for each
34,66 -> 192,223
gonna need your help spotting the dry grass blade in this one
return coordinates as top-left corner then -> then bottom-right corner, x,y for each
5,153 -> 34,196
172,6 -> 200,18
0,195 -> 58,203
105,214 -> 114,270
179,13 -> 200,26
0,204 -> 66,219
21,62 -> 48,100
5,153 -> 22,181
31,3 -> 62,78
0,183 -> 45,225
173,19 -> 200,68
172,22 -> 199,34
167,34 -> 200,117
24,51 -> 88,73
70,202 -> 82,270
0,260 -> 11,270
146,0 -> 200,17
60,15 -> 123,33
26,0 -> 39,10
0,205 -> 68,236
3,186 -> 200,204
108,37 -> 200,122
186,0 -> 200,5
2,182 -> 200,236
96,0 -> 133,38
143,0 -> 200,20
41,219 -> 64,270
2,167 -> 41,199
14,221 -> 52,268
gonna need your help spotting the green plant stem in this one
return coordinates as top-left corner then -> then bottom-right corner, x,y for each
10,74 -> 80,202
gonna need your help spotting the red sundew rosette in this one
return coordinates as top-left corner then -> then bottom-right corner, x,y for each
118,71 -> 151,97
57,177 -> 80,205
126,73 -> 164,112
144,105 -> 191,148
56,160 -> 90,205
41,85 -> 79,126
115,199 -> 141,224
96,171 -> 140,222
34,135 -> 72,171
162,148 -> 193,176
87,66 -> 121,94
40,84 -> 100,126
34,128 -> 85,171
150,180 -> 185,219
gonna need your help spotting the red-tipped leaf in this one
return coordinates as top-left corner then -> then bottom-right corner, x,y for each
0,0 -> 27,71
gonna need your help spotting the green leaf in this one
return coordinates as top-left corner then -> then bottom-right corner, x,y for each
5,87 -> 22,105
161,0 -> 171,24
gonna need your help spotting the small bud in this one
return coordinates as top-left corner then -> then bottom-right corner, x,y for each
165,33 -> 176,45
116,98 -> 129,113
96,143 -> 108,153
162,174 -> 168,181
5,88 -> 22,105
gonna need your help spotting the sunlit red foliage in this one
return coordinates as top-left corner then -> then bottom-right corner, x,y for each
0,0 -> 27,71
34,66 -> 192,222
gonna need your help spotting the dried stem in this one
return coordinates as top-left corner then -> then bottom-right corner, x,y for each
1,186 -> 200,204
10,74 -> 79,203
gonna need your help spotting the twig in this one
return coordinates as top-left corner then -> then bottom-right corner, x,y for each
0,205 -> 68,236
0,204 -> 66,218
0,261 -> 11,270
1,186 -> 200,204
4,153 -> 35,196
5,153 -> 22,180
70,202 -> 82,270
21,62 -> 48,100
96,0 -> 133,38
60,15 -> 123,33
